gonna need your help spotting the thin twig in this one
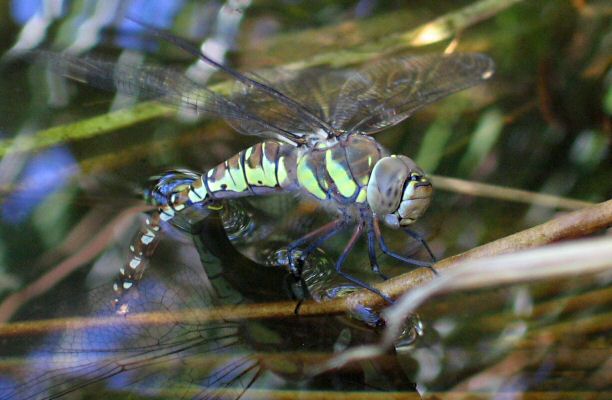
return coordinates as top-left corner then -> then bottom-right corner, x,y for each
450,312 -> 611,393
324,198 -> 612,310
1,199 -> 610,336
400,0 -> 526,47
431,174 -> 593,210
474,285 -> 612,332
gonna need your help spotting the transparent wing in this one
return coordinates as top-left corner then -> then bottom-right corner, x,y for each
227,68 -> 354,141
33,51 -> 493,144
229,53 -> 494,137
332,53 -> 495,134
0,263 -> 258,400
33,51 -> 306,144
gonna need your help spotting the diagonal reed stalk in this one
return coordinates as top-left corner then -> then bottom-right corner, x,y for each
1,198 -> 609,337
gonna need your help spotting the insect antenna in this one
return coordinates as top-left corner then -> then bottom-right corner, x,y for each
126,17 -> 336,138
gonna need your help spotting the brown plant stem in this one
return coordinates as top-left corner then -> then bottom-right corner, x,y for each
431,174 -> 593,210
1,199 -> 610,336
322,198 -> 612,311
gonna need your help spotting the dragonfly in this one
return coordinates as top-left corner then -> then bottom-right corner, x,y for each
34,22 -> 495,308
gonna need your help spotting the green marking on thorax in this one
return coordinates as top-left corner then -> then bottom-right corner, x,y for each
207,169 -> 228,192
325,150 -> 357,198
188,177 -> 208,203
356,187 -> 368,203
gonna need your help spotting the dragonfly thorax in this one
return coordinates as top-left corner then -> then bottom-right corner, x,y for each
367,155 -> 432,229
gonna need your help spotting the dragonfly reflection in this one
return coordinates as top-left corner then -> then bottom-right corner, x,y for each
0,207 -> 417,399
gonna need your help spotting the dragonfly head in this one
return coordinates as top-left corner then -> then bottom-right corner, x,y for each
367,155 -> 432,229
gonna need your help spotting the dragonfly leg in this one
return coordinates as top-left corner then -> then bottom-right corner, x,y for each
360,210 -> 388,280
286,218 -> 344,276
286,273 -> 309,315
285,218 -> 347,312
335,222 -> 394,304
404,228 -> 437,263
366,224 -> 388,281
298,219 -> 348,263
373,219 -> 436,274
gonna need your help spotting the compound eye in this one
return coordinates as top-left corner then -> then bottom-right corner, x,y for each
367,157 -> 410,215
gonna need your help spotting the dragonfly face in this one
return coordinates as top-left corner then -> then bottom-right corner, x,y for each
367,155 -> 432,229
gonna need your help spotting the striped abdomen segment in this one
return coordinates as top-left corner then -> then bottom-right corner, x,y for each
114,142 -> 297,310
154,142 -> 296,223
175,141 -> 297,218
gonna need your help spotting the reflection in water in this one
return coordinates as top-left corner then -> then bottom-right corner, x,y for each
0,202 -> 609,398
0,203 -> 419,399
389,247 -> 612,397
429,279 -> 608,395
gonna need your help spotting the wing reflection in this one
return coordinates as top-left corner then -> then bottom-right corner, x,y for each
0,206 -> 417,399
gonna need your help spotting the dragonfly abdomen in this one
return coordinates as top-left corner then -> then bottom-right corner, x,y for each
185,141 -> 298,207
115,142 -> 298,308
